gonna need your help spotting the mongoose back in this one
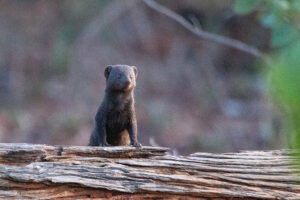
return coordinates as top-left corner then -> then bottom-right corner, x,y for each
89,64 -> 141,147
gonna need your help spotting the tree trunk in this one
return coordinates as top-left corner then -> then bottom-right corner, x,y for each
0,143 -> 299,199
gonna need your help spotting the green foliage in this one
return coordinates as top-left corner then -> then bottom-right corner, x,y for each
234,0 -> 260,15
269,41 -> 300,112
234,0 -> 300,149
271,22 -> 298,47
234,0 -> 300,47
269,41 -> 300,148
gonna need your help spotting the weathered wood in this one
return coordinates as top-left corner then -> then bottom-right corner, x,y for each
0,143 -> 299,199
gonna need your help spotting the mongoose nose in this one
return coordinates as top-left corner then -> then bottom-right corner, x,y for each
124,80 -> 131,87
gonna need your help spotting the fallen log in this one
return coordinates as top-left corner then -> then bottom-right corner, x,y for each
0,143 -> 299,199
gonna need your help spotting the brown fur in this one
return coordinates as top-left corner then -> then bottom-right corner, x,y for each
88,65 -> 141,147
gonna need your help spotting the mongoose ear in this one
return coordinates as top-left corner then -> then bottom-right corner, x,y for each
104,66 -> 112,79
132,66 -> 138,77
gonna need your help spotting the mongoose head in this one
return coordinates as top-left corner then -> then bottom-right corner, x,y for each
104,65 -> 138,92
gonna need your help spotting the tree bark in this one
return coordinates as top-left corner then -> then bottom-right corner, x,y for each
0,143 -> 299,199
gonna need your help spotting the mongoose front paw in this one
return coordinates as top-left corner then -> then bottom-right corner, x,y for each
99,142 -> 111,147
131,142 -> 142,148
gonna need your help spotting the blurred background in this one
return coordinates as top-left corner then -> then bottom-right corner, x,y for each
0,0 -> 299,155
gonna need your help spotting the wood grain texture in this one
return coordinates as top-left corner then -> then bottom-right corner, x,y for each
0,143 -> 300,199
